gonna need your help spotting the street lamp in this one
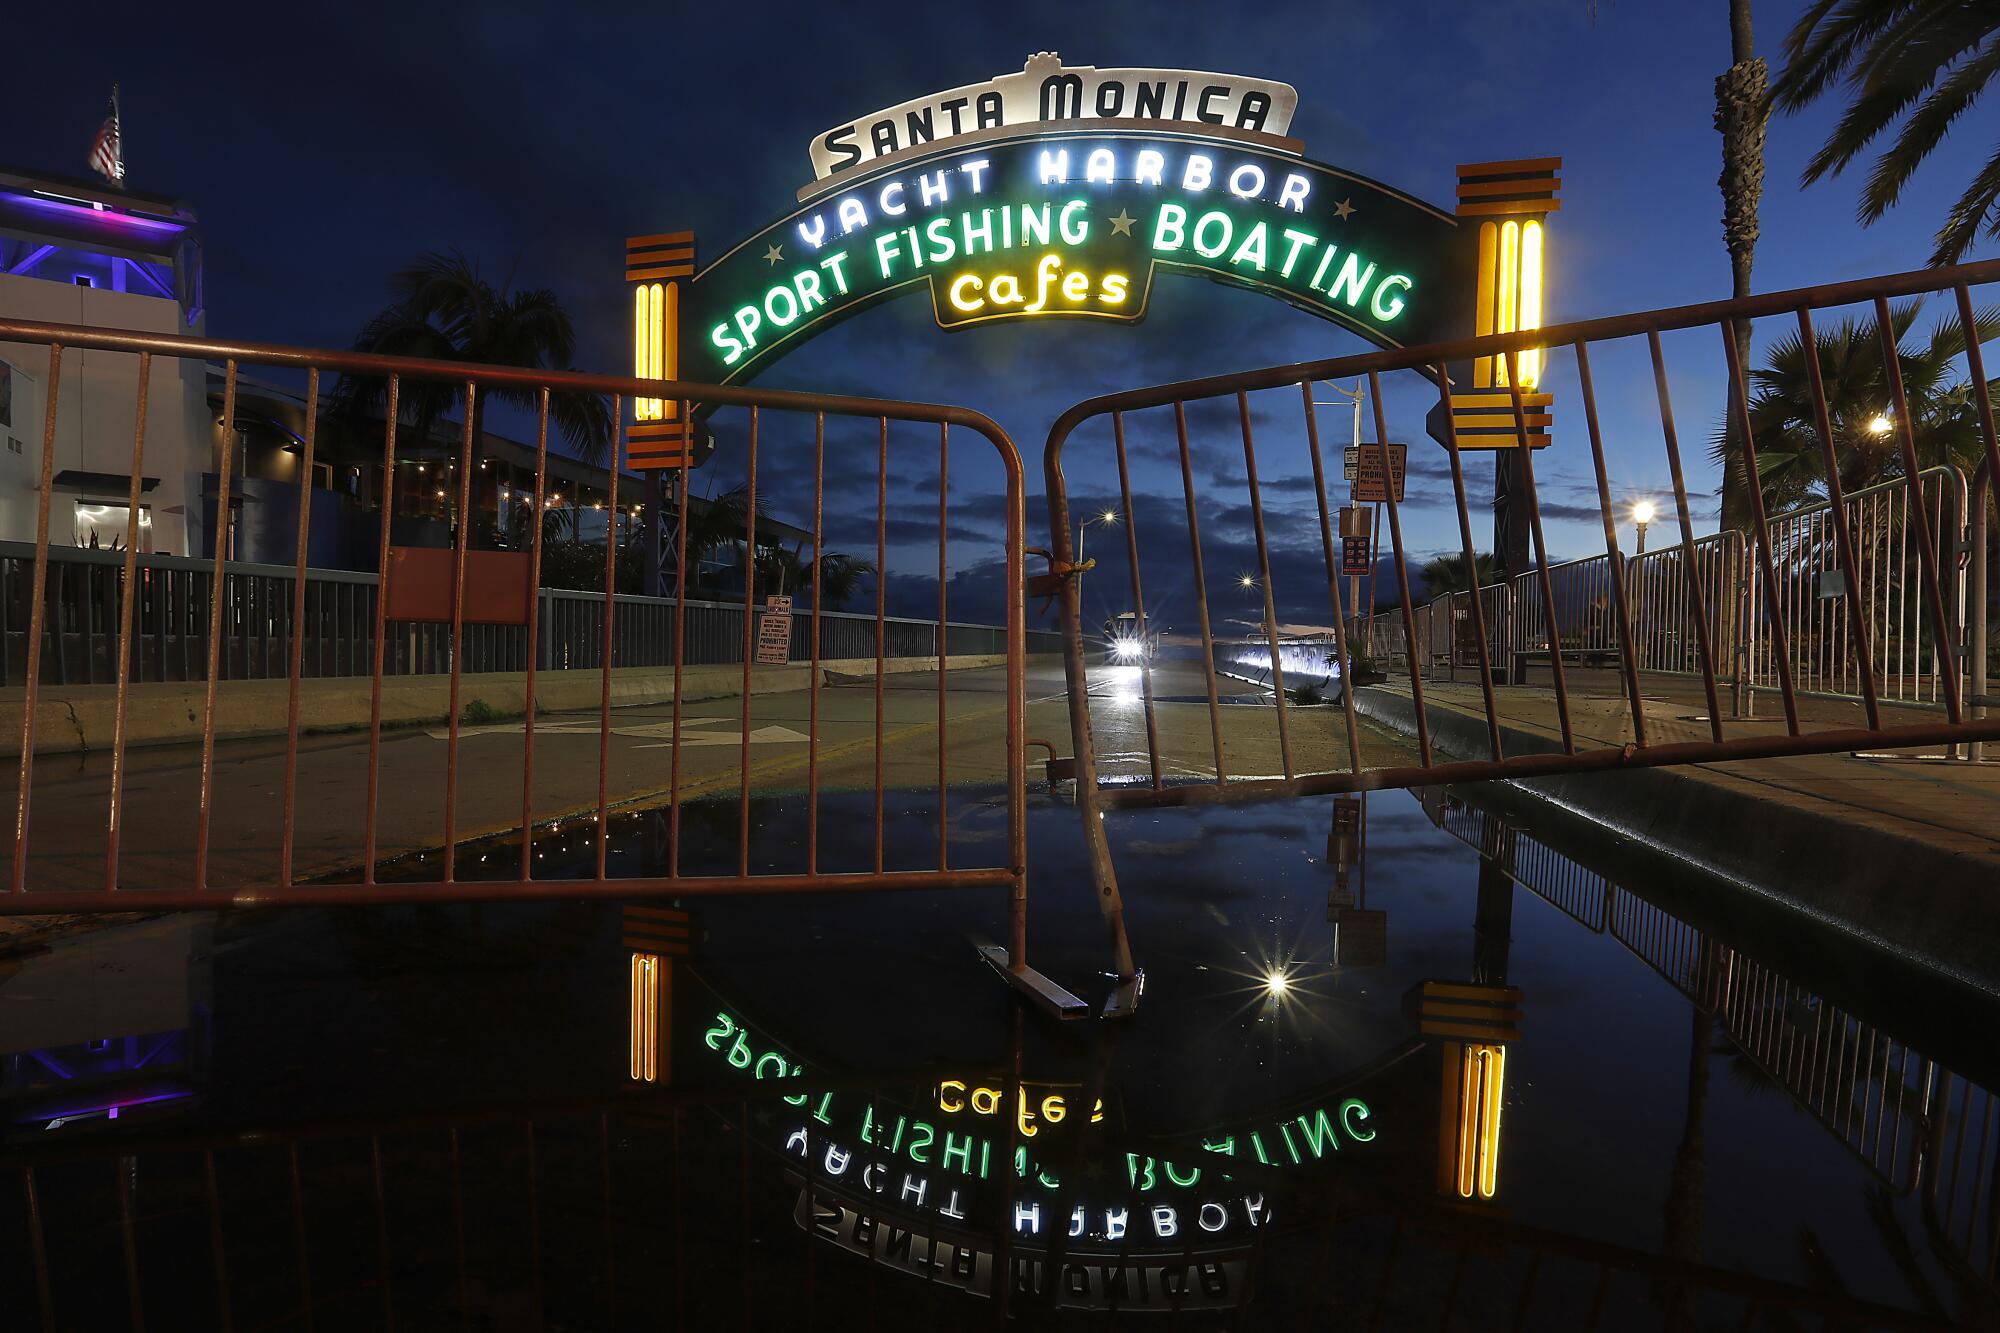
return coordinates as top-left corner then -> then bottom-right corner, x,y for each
1866,412 -> 1894,437
1076,507 -> 1118,564
1632,499 -> 1656,554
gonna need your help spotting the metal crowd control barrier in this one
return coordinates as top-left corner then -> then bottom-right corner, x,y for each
1043,259 -> 2000,999
0,318 -> 1089,1016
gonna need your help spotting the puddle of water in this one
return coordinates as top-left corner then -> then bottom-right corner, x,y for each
1,785 -> 1994,1329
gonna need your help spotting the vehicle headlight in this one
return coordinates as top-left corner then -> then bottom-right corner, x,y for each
1111,638 -> 1143,660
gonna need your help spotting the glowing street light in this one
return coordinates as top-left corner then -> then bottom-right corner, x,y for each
1631,499 -> 1656,554
1076,507 -> 1118,564
1866,412 -> 1894,437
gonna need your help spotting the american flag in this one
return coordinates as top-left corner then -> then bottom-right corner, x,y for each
88,85 -> 123,184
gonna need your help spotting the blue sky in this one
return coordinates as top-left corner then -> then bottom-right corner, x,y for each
12,0 -> 1996,625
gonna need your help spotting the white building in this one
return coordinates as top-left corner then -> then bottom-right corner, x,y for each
0,164 -> 207,556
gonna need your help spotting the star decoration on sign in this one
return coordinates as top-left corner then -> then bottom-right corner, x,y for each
1333,199 -> 1356,221
762,243 -> 784,265
1108,209 -> 1136,237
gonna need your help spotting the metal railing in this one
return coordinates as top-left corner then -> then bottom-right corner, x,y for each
0,317 -> 1053,1003
1745,466 -> 1965,710
1043,259 -> 2000,988
0,540 -> 1056,684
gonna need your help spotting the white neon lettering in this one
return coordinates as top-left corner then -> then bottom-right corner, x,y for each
796,216 -> 828,250
1277,173 -> 1311,213
918,170 -> 950,207
1039,149 -> 1069,184
1085,148 -> 1116,184
1135,149 -> 1165,187
879,180 -> 906,217
837,196 -> 867,235
1152,203 -> 1188,251
1228,163 -> 1265,200
1182,154 -> 1213,192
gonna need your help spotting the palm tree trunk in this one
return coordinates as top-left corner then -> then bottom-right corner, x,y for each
1717,0 -> 1767,533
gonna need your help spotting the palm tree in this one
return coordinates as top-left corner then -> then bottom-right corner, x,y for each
1716,0 -> 1768,532
1710,298 -> 2000,516
1770,2 -> 2000,266
329,251 -> 612,465
1420,550 -> 1497,598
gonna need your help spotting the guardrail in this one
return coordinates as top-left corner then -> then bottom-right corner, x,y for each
1745,467 -> 1964,711
0,540 -> 1058,685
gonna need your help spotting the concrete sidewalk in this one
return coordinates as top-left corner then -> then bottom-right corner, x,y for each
1350,669 -> 2000,991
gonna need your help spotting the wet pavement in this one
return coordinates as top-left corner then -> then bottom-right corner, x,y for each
3,781 -> 1996,1329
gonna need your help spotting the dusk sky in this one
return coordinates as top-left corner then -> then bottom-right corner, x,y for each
13,1 -> 1996,629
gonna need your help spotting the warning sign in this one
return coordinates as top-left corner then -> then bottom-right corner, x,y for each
756,594 -> 792,665
1343,444 -> 1407,503
1341,536 -> 1371,576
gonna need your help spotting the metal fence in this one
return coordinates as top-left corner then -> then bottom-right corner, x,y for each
0,316 -> 1071,1017
1746,467 -> 1964,709
1043,259 -> 2000,996
0,540 -> 1057,684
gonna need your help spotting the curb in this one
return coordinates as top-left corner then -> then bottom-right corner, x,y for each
0,654 -> 1050,757
1352,685 -> 2000,995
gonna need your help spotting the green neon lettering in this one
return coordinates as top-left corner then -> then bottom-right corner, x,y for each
1058,198 -> 1089,246
763,283 -> 799,328
1191,211 -> 1232,259
889,1115 -> 906,1152
792,268 -> 825,313
961,209 -> 994,256
702,1013 -> 736,1050
818,251 -> 851,295
812,1092 -> 834,1125
1278,1121 -> 1302,1164
924,215 -> 957,263
1248,1132 -> 1272,1165
873,231 -> 901,280
1296,1107 -> 1341,1158
941,1131 -> 973,1174
1326,251 -> 1377,307
1308,244 -> 1338,291
1278,228 -> 1318,278
907,1119 -> 934,1163
1153,203 -> 1188,252
860,1104 -> 880,1144
1229,221 -> 1269,272
731,307 -> 761,353
1164,1159 -> 1202,1187
1339,1098 -> 1377,1142
1371,275 -> 1412,321
1020,204 -> 1051,248
1127,1154 -> 1156,1190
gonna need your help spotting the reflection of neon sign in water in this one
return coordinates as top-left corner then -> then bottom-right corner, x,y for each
700,1008 -> 1379,1196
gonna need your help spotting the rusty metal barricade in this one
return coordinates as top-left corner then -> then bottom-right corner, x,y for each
0,318 -> 1085,1010
1043,259 -> 2000,998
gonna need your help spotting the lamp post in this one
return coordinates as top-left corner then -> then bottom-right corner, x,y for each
1632,499 -> 1655,555
1077,507 -> 1117,566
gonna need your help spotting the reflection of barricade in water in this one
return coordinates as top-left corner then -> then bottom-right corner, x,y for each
1424,791 -> 2000,1292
